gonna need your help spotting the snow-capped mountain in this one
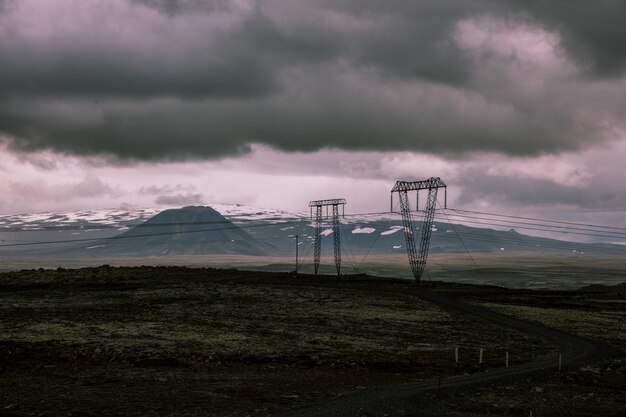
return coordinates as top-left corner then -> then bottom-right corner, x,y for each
90,206 -> 275,257
0,204 -> 624,261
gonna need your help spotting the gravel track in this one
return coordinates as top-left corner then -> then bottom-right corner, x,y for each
256,286 -> 621,417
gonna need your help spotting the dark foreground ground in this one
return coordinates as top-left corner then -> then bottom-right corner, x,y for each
0,266 -> 624,416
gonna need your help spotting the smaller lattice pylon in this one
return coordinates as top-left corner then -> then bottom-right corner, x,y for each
309,198 -> 346,275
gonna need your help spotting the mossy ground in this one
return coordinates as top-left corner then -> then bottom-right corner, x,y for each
0,266 -> 622,416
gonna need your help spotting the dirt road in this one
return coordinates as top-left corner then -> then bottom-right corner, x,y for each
259,286 -> 621,417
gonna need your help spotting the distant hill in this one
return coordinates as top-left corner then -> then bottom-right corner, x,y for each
88,206 -> 274,257
578,282 -> 626,293
1,204 -> 625,261
241,217 -> 626,258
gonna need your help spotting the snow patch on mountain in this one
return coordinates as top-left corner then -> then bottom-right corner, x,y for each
381,226 -> 403,236
0,204 -> 305,230
352,227 -> 376,234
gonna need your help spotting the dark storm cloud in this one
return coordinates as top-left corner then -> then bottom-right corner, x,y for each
0,0 -> 15,13
509,0 -> 626,77
0,10 -> 279,99
456,169 -> 626,211
15,153 -> 59,171
129,0 -> 228,16
4,84 -> 596,161
155,193 -> 204,206
139,184 -> 196,196
0,0 -> 625,161
134,0 -> 479,85
9,175 -> 120,202
0,3 -> 349,103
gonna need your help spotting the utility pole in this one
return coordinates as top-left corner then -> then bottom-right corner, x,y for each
309,198 -> 346,276
391,177 -> 447,283
295,234 -> 299,274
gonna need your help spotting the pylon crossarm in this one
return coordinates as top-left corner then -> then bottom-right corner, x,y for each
391,177 -> 446,193
309,198 -> 346,207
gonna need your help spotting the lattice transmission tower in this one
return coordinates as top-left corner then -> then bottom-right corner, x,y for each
391,177 -> 447,282
309,198 -> 346,276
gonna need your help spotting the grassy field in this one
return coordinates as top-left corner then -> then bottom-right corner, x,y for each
1,266 -> 555,416
478,303 -> 626,347
1,264 -> 625,416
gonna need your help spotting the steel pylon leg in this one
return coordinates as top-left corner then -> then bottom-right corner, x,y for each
314,205 -> 322,275
416,187 -> 438,279
332,204 -> 341,275
398,190 -> 420,280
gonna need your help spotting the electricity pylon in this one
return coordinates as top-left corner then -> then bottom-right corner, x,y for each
309,198 -> 346,276
391,177 -> 447,282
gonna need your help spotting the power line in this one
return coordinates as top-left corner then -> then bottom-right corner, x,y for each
442,211 -> 626,237
0,221 -> 299,248
432,230 -> 626,256
339,224 -> 360,274
447,208 -> 626,232
1,206 -> 623,239
1,206 -> 625,258
296,234 -> 315,273
437,212 -> 626,241
357,202 -> 399,270
438,205 -> 482,274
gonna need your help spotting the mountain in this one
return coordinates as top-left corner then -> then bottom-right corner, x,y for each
88,206 -> 274,257
0,204 -> 624,261
241,217 -> 626,258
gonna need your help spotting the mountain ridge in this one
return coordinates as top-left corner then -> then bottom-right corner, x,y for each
0,204 -> 624,259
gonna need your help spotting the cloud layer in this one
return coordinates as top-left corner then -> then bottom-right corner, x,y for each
1,0 -> 625,160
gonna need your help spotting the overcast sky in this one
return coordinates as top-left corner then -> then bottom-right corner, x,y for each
1,0 -> 625,239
